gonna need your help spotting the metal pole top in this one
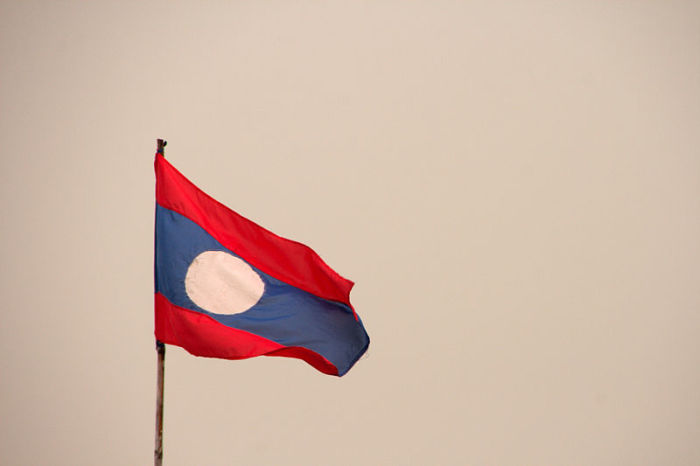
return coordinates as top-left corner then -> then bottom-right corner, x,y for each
157,139 -> 167,155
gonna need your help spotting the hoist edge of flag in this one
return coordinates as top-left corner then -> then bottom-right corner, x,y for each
155,154 -> 354,308
155,292 -> 340,375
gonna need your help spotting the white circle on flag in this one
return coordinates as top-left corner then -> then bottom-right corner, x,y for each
185,250 -> 264,315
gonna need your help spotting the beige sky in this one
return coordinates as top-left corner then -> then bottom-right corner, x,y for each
1,1 -> 699,465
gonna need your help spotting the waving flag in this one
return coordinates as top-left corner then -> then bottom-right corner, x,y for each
154,153 -> 369,376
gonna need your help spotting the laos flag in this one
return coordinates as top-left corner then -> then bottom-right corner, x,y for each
154,152 -> 369,376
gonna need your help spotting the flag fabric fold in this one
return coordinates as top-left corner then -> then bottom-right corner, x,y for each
154,153 -> 369,376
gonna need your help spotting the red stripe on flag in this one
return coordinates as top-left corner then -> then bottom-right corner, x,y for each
155,293 -> 339,375
155,154 -> 354,306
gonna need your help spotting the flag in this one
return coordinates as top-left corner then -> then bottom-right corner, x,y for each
154,152 -> 369,376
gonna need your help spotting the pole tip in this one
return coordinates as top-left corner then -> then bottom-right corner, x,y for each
156,139 -> 167,155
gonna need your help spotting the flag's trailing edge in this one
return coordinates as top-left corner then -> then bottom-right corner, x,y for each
154,154 -> 369,376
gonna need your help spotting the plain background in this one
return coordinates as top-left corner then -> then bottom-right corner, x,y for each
1,1 -> 699,465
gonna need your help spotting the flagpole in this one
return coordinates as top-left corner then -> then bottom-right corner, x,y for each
155,138 -> 167,466
155,340 -> 165,465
